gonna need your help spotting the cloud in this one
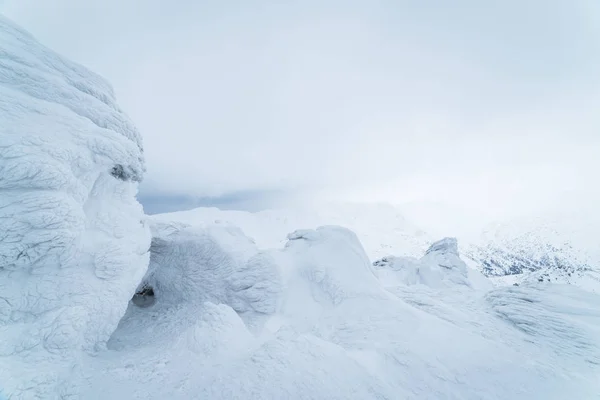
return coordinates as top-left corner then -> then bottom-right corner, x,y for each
2,0 -> 599,220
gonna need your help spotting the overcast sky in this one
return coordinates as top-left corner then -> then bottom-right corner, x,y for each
2,0 -> 599,221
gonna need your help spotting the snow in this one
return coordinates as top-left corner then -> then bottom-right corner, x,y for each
152,202 -> 433,260
0,15 -> 149,398
463,213 -> 600,292
2,15 -> 600,400
89,221 -> 600,400
374,237 -> 492,291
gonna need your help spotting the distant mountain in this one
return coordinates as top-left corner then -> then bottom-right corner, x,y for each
137,189 -> 292,214
461,213 -> 600,292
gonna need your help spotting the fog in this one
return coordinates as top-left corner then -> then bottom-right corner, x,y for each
3,0 -> 599,221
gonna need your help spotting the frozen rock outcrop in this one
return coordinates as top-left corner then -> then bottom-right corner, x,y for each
147,220 -> 283,319
0,16 -> 150,398
374,237 -> 489,290
108,220 -> 284,349
142,221 -> 261,308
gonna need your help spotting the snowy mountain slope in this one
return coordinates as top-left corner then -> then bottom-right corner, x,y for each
0,16 -> 149,398
462,212 -> 600,292
398,201 -> 600,290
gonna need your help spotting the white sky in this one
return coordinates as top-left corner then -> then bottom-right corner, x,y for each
2,0 -> 599,221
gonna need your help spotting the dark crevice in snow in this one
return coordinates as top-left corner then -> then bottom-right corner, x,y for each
132,284 -> 156,308
111,164 -> 139,182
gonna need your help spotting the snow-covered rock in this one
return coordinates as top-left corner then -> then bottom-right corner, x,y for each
144,220 -> 260,308
374,237 -> 491,290
108,219 -> 285,353
0,16 -> 150,398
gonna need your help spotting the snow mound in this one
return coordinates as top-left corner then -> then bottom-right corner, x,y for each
0,16 -> 149,398
285,226 -> 383,303
374,237 -> 491,290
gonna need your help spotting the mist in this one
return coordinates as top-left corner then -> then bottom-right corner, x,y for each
3,0 -> 599,221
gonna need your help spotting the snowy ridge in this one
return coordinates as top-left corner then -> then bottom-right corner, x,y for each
157,204 -> 600,291
152,203 -> 433,260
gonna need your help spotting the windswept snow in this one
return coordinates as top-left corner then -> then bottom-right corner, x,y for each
2,15 -> 600,400
92,221 -> 600,400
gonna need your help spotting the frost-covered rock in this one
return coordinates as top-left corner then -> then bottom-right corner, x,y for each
108,220 -> 284,349
420,237 -> 470,287
143,221 -> 260,308
147,220 -> 282,319
0,16 -> 150,398
374,237 -> 490,290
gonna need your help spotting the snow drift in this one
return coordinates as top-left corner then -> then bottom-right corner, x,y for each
0,16 -> 150,398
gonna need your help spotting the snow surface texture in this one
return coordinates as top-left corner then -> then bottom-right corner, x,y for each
0,16 -> 150,398
93,222 -> 600,399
